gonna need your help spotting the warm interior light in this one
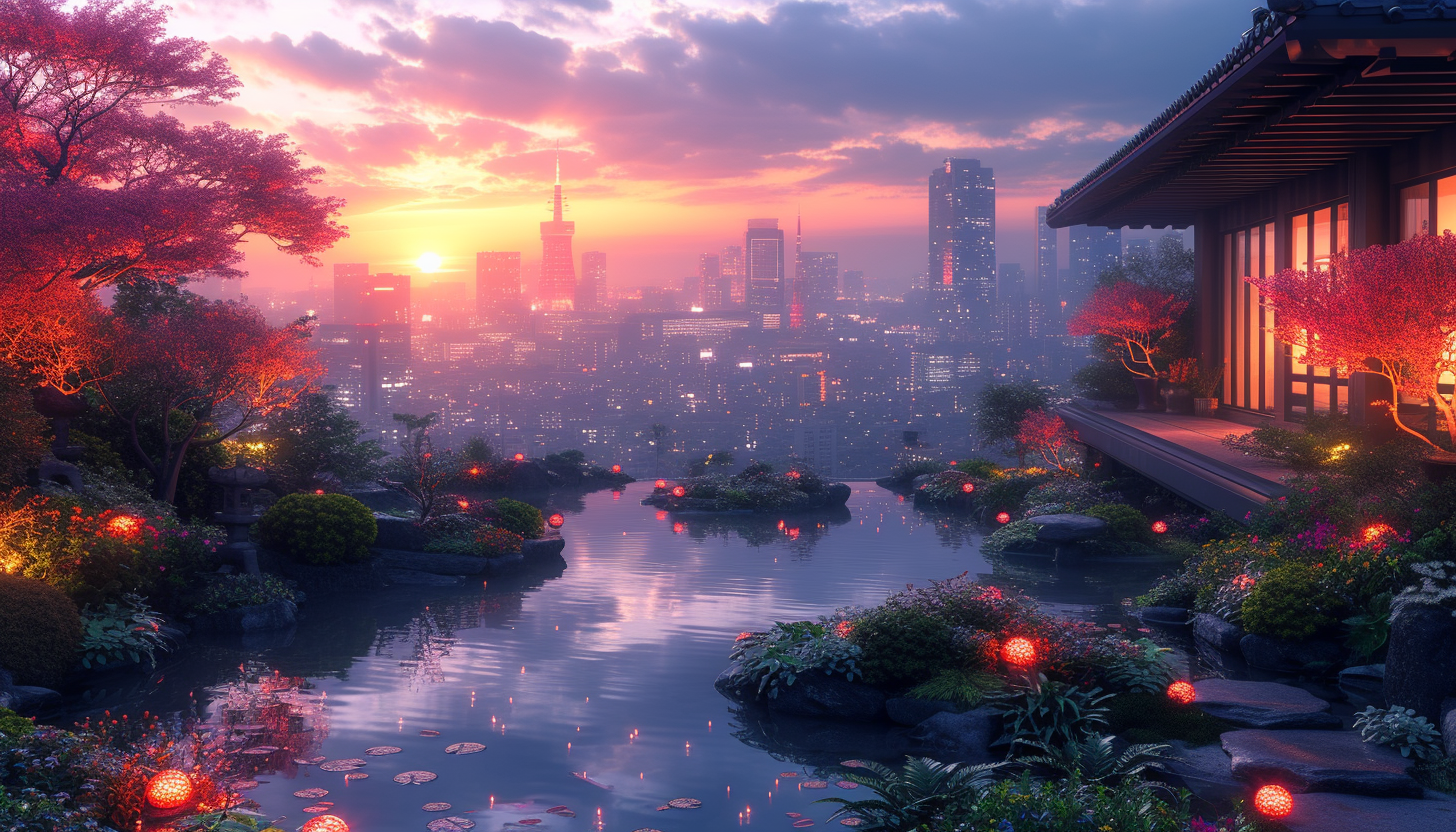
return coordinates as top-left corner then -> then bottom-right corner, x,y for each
302,815 -> 351,832
146,770 -> 194,810
1167,681 -> 1196,704
996,511 -> 1011,524
671,486 -> 686,498
547,513 -> 565,528
1253,785 -> 1293,818
1151,520 -> 1168,534
1001,637 -> 1037,667
960,482 -> 975,494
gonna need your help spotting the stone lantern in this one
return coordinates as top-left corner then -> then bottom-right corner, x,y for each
30,386 -> 89,491
208,460 -> 269,575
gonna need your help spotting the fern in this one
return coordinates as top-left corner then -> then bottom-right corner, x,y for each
815,757 -> 1002,831
908,670 -> 1004,708
1013,733 -> 1176,785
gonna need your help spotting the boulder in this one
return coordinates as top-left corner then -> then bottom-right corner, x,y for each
1221,729 -> 1422,798
521,536 -> 566,559
1385,604 -> 1456,721
483,552 -> 526,573
907,707 -> 1002,765
886,696 -> 963,726
1239,634 -> 1343,672
1339,664 -> 1386,691
1443,698 -> 1456,758
375,548 -> 489,576
1279,791 -> 1456,832
1191,679 -> 1341,729
0,685 -> 61,715
713,661 -> 754,700
764,673 -> 887,722
823,483 -> 852,506
373,515 -> 427,550
1193,613 -> 1246,653
192,599 -> 298,634
1026,513 -> 1108,543
506,461 -> 554,493
381,568 -> 463,587
1139,606 -> 1191,626
1161,740 -> 1242,806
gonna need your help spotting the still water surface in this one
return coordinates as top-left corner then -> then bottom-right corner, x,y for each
102,484 -> 1170,832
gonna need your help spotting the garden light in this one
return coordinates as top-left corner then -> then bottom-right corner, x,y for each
457,499 -> 470,510
514,453 -> 525,461
1253,785 -> 1293,819
302,816 -> 351,832
654,479 -> 667,489
949,461 -> 957,466
787,470 -> 801,479
611,464 -> 622,473
672,486 -> 686,498
469,466 -> 481,476
106,514 -> 143,537
960,482 -> 975,494
1167,681 -> 1195,704
145,770 -> 194,810
548,513 -> 565,528
1363,522 -> 1395,543
996,511 -> 1011,524
1151,520 -> 1168,534
1001,637 -> 1037,667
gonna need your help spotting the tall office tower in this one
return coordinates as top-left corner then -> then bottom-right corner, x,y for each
475,251 -> 522,322
800,251 -> 839,317
334,270 -> 410,325
321,268 -> 412,425
719,245 -> 745,305
928,158 -> 996,338
578,251 -> 606,311
790,211 -> 805,328
1068,225 -> 1124,306
539,153 -> 576,311
841,269 -> 866,302
1035,206 -> 1058,298
682,272 -> 702,306
745,218 -> 785,326
698,253 -> 724,308
998,263 -> 1025,296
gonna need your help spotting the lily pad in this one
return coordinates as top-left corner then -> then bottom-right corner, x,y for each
801,780 -> 829,789
293,788 -> 329,799
227,780 -> 260,791
303,805 -> 333,814
426,820 -> 468,832
840,760 -> 866,768
834,781 -> 859,790
393,770 -> 438,785
667,798 -> 702,809
366,746 -> 403,756
295,756 -> 326,765
655,805 -> 671,811
630,829 -> 665,832
517,822 -> 541,827
444,742 -> 486,755
840,819 -> 864,827
780,771 -> 800,778
444,818 -> 475,829
793,820 -> 815,829
422,803 -> 452,812
241,745 -> 280,755
420,729 -> 441,737
545,806 -> 574,817
786,813 -> 802,819
320,758 -> 367,772
344,772 -> 369,782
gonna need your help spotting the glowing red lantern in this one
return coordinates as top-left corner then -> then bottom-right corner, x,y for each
106,514 -> 143,537
611,464 -> 622,473
457,499 -> 470,510
949,460 -> 957,466
146,770 -> 194,810
1001,637 -> 1037,667
302,816 -> 351,832
314,489 -> 326,495
654,479 -> 667,489
547,513 -> 565,528
787,470 -> 801,479
469,466 -> 481,476
995,511 -> 1011,524
1167,681 -> 1196,704
1253,785 -> 1293,819
960,482 -> 975,494
672,486 -> 687,498
514,453 -> 525,461
1151,520 -> 1168,534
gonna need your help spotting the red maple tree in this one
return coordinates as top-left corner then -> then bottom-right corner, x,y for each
0,275 -> 111,394
1067,281 -> 1188,378
0,0 -> 345,290
1015,410 -> 1079,472
1250,232 -> 1456,450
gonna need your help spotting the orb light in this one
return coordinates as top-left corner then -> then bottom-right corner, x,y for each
302,816 -> 351,832
671,486 -> 687,498
1167,681 -> 1196,704
611,465 -> 622,473
146,770 -> 194,810
960,482 -> 975,494
996,511 -> 1011,524
1001,637 -> 1037,667
1152,520 -> 1169,534
547,513 -> 565,528
514,453 -> 525,461
654,479 -> 667,489
1253,785 -> 1293,819
107,514 -> 143,537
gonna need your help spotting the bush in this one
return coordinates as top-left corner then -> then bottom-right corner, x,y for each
994,674 -> 1112,749
1135,572 -> 1198,609
0,708 -> 34,738
1105,692 -> 1232,747
849,607 -> 962,688
79,594 -> 170,669
1101,638 -> 1176,694
981,520 -> 1041,555
730,620 -> 862,698
954,458 -> 1001,479
420,513 -> 485,554
474,527 -> 524,557
486,498 -> 544,540
194,574 -> 296,614
1085,503 -> 1152,543
1241,562 -> 1344,641
256,493 -> 377,565
0,574 -> 83,686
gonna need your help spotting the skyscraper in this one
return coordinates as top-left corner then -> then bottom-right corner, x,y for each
720,245 -> 745,305
841,269 -> 865,303
698,253 -> 723,308
1069,225 -> 1123,306
745,219 -> 785,327
476,251 -> 522,323
790,210 -> 805,329
800,251 -> 839,318
928,158 -> 996,339
1035,206 -> 1058,299
321,265 -> 412,427
578,251 -> 606,311
539,153 -> 576,311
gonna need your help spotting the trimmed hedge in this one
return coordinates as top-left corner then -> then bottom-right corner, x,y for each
256,493 -> 377,565
0,574 -> 83,686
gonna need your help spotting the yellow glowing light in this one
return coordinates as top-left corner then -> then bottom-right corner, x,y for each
1328,443 -> 1351,461
417,252 -> 443,273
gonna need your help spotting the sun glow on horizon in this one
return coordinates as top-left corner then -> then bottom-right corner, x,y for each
416,252 -> 443,273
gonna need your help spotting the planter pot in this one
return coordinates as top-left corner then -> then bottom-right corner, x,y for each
1421,451 -> 1456,484
1193,397 -> 1219,417
1133,377 -> 1164,411
1165,388 -> 1194,414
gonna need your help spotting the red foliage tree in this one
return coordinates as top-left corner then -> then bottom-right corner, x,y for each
1067,281 -> 1188,378
1014,410 -> 1079,472
95,297 -> 322,504
0,0 -> 345,290
0,275 -> 111,394
1250,232 -> 1456,450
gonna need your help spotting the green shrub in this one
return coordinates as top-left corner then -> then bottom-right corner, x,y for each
1101,638 -> 1176,694
0,574 -> 83,686
1105,692 -> 1232,747
487,498 -> 544,539
849,607 -> 962,688
1135,572 -> 1198,609
421,513 -> 484,554
0,708 -> 34,738
474,527 -> 524,557
994,675 -> 1112,750
256,493 -> 377,565
1085,503 -> 1152,543
981,520 -> 1041,555
1241,562 -> 1344,641
194,574 -> 296,614
976,471 -> 1051,515
954,458 -> 1001,479
909,670 -> 1004,708
79,594 -> 170,669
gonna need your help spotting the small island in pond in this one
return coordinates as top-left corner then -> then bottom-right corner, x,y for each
641,462 -> 851,514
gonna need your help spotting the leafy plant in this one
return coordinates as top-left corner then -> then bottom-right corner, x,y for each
1085,503 -> 1152,543
729,620 -> 862,698
256,492 -> 377,565
815,757 -> 1002,831
79,593 -> 171,669
1240,562 -> 1343,641
980,520 -> 1041,556
954,458 -> 1001,478
481,498 -> 544,540
176,809 -> 283,832
1344,591 -> 1392,661
908,670 -> 1004,709
1413,754 -> 1456,796
993,674 -> 1113,750
1106,692 -> 1233,747
1354,705 -> 1445,760
1221,413 -> 1362,472
1102,638 -> 1177,694
0,708 -> 34,738
0,573 -> 83,686
473,526 -> 524,557
1135,572 -> 1198,609
1013,733 -> 1175,786
848,607 -> 961,687
1209,572 -> 1258,626
944,773 -> 1220,832
193,574 -> 296,614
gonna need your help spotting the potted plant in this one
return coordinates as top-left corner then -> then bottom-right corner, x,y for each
1184,361 -> 1224,417
1164,358 -> 1197,415
1068,281 -> 1188,412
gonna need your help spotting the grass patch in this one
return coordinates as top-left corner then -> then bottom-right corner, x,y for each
1415,755 -> 1456,796
908,669 -> 1004,708
1106,692 -> 1235,747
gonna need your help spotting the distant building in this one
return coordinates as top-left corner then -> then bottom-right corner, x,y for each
698,253 -> 724,308
1068,225 -> 1123,305
928,158 -> 996,339
417,281 -> 470,330
745,218 -> 785,324
1035,206 -> 1058,299
578,251 -> 606,311
539,154 -> 576,311
321,265 -> 412,428
800,251 -> 839,318
475,251 -> 522,323
841,269 -> 865,302
794,422 -> 838,475
333,268 -> 410,325
719,245 -> 744,305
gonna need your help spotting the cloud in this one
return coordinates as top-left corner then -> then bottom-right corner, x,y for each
217,31 -> 389,91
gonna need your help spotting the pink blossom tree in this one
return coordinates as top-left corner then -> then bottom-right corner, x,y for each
1015,411 -> 1080,472
1067,281 -> 1188,378
0,0 -> 345,290
1250,232 -> 1456,451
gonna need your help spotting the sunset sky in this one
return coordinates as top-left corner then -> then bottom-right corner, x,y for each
165,0 -> 1253,296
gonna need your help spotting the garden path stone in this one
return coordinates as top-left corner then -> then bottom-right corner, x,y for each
1026,514 -> 1107,543
1339,664 -> 1385,691
1192,613 -> 1245,653
1278,790 -> 1456,832
1192,679 -> 1340,729
906,707 -> 1001,765
885,697 -> 963,726
764,673 -> 887,721
1161,740 -> 1241,805
1221,729 -> 1422,798
1385,604 -> 1456,721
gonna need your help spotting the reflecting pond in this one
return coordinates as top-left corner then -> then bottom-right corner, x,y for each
83,484 -> 1174,832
